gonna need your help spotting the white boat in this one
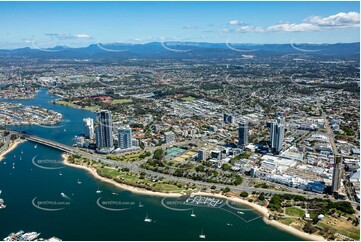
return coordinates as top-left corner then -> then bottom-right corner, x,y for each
96,188 -> 102,194
3,162 -> 6,164
77,179 -> 82,184
199,229 -> 206,239
112,192 -> 118,195
21,150 -> 23,154
226,223 -> 233,226
144,213 -> 152,222
34,145 -> 37,149
19,156 -> 22,161
191,209 -> 196,217
13,154 -> 16,158
12,163 -> 15,169
59,171 -> 62,176
237,211 -> 244,214
138,202 -> 144,208
22,232 -> 41,241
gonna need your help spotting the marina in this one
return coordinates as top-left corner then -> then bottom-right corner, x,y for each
3,230 -> 61,241
184,196 -> 225,208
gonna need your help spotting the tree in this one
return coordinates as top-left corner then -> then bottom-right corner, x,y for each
303,221 -> 317,234
221,163 -> 232,171
223,187 -> 231,193
153,149 -> 164,160
196,165 -> 205,172
240,191 -> 249,197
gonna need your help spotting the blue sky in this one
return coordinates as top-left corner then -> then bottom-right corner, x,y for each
0,1 -> 359,49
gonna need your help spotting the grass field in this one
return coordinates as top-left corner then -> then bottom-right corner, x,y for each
98,166 -> 184,193
107,152 -> 143,163
279,218 -> 296,226
181,96 -> 196,101
318,216 -> 360,240
83,105 -> 101,111
285,207 -> 305,217
112,99 -> 132,105
54,100 -> 100,112
54,100 -> 78,108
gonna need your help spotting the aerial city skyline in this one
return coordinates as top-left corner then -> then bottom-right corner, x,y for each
0,1 -> 359,242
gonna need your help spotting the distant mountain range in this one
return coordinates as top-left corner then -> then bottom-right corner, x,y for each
0,42 -> 359,60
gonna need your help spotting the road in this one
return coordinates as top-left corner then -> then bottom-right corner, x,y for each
11,130 -> 359,205
317,100 -> 338,155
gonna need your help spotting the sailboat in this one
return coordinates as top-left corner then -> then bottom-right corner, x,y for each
59,171 -> 63,176
191,209 -> 196,217
199,229 -> 206,239
77,178 -> 82,184
138,202 -> 144,208
144,213 -> 152,222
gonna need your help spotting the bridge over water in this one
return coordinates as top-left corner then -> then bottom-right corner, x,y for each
12,131 -> 75,153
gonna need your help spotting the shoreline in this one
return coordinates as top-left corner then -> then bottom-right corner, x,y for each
61,154 -> 181,198
193,192 -> 325,241
0,139 -> 26,161
61,153 -> 326,241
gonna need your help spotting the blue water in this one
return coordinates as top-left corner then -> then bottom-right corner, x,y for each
0,90 -> 302,240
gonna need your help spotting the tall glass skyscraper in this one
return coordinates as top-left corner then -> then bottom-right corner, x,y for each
83,117 -> 94,139
95,110 -> 114,150
238,119 -> 248,148
270,116 -> 285,153
118,125 -> 133,149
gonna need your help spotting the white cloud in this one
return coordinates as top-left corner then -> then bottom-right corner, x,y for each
236,26 -> 265,33
267,23 -> 320,32
45,33 -> 92,39
229,20 -> 242,25
304,11 -> 360,28
183,25 -> 198,30
226,11 -> 359,33
74,34 -> 91,39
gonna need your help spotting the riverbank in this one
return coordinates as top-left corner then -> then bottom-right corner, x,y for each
61,154 -> 181,198
61,154 -> 326,241
0,139 -> 26,161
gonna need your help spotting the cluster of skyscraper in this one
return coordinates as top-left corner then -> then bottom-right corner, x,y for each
82,110 -> 134,153
236,116 -> 285,154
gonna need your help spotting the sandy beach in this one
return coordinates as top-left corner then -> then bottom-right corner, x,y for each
61,153 -> 326,241
0,139 -> 26,161
193,192 -> 326,241
61,154 -> 181,198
